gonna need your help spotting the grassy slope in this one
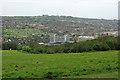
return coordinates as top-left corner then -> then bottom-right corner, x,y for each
3,29 -> 53,38
2,50 -> 118,78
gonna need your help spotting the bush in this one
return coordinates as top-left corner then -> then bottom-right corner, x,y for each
63,47 -> 71,53
31,47 -> 45,54
2,42 -> 18,50
71,44 -> 80,53
51,46 -> 63,53
22,46 -> 31,52
84,44 -> 93,52
21,36 -> 118,54
17,45 -> 23,51
101,43 -> 110,51
105,40 -> 116,50
46,49 -> 54,54
92,43 -> 101,51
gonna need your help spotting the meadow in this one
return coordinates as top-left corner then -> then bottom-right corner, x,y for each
2,50 -> 118,78
3,28 -> 53,38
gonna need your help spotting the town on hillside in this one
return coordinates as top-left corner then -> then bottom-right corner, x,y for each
1,16 -> 118,46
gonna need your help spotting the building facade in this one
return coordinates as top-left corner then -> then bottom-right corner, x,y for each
50,34 -> 73,43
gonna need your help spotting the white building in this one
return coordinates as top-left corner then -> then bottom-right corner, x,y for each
50,34 -> 73,43
39,43 -> 44,45
78,36 -> 95,41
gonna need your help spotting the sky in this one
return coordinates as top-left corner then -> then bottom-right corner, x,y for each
1,0 -> 120,19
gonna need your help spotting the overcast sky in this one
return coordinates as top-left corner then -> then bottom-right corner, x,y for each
1,0 -> 119,19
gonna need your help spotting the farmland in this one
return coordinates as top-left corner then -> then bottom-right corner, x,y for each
2,50 -> 118,78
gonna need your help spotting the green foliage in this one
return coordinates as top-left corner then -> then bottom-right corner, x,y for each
22,36 -> 119,54
63,47 -> 71,53
34,47 -> 45,54
105,40 -> 116,50
22,46 -> 31,52
71,43 -> 80,53
2,50 -> 118,78
101,43 -> 110,51
46,49 -> 54,54
17,45 -> 23,51
2,42 -> 18,50
92,43 -> 101,51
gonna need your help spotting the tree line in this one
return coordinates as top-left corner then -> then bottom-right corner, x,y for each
2,36 -> 120,54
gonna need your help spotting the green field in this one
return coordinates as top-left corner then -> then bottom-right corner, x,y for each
2,50 -> 118,78
3,28 -> 53,38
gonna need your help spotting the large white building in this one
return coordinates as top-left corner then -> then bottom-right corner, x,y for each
78,36 -> 95,41
50,35 -> 95,45
50,34 -> 73,43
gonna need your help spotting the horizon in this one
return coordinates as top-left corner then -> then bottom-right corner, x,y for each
1,15 -> 118,20
1,0 -> 119,20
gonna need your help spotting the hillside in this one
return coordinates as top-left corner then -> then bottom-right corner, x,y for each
2,15 -> 118,43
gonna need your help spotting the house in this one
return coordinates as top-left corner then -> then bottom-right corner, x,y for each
78,36 -> 95,41
50,34 -> 73,43
39,43 -> 44,45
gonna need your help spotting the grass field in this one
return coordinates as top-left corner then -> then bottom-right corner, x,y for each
2,50 -> 118,78
3,28 -> 53,38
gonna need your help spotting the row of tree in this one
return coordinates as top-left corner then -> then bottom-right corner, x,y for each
21,36 -> 119,54
2,36 -> 119,54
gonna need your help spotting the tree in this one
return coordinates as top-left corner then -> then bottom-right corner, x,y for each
92,43 -> 101,51
2,42 -> 18,50
105,40 -> 115,50
23,46 -> 31,52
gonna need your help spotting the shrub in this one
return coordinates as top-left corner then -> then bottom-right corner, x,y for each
63,47 -> 71,53
101,43 -> 110,51
46,49 -> 54,54
105,40 -> 116,50
22,46 -> 31,52
51,46 -> 63,53
71,44 -> 80,53
84,44 -> 93,52
92,43 -> 101,51
21,36 -> 118,54
33,47 -> 45,54
2,42 -> 18,50
17,45 -> 23,51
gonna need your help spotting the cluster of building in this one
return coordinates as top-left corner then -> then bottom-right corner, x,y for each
99,31 -> 118,36
38,31 -> 118,46
78,36 -> 95,41
50,34 -> 73,43
42,34 -> 95,45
